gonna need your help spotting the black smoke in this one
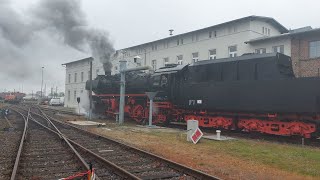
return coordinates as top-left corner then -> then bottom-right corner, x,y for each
0,0 -> 114,84
32,0 -> 114,72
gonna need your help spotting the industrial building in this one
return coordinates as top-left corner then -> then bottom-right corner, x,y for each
64,15 -> 320,107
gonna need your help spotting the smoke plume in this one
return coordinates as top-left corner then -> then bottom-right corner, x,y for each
32,0 -> 115,72
0,0 -> 114,90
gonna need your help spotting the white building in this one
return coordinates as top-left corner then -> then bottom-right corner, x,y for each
111,15 -> 289,73
63,15 -> 298,107
62,57 -> 104,108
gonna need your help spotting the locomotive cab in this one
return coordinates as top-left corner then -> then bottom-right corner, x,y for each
152,64 -> 187,101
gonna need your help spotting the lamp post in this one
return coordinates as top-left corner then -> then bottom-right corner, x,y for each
41,67 -> 44,98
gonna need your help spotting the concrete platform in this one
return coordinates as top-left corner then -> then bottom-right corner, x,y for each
203,135 -> 235,141
68,121 -> 106,126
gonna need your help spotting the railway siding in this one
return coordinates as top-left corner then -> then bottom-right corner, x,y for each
0,112 -> 24,179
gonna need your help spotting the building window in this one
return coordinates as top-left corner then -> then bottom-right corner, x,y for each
74,73 -> 77,83
273,45 -> 284,54
255,48 -> 266,54
164,41 -> 169,49
228,25 -> 237,34
309,41 -> 320,58
209,49 -> 217,60
81,72 -> 84,82
68,90 -> 70,101
68,74 -> 71,83
74,90 -> 77,101
80,89 -> 83,93
177,55 -> 183,65
262,27 -> 271,36
192,52 -> 199,63
209,31 -> 212,38
152,44 -> 157,51
214,31 -> 217,37
163,57 -> 169,66
192,34 -> 199,42
228,45 -> 237,57
152,60 -> 157,70
177,39 -> 183,46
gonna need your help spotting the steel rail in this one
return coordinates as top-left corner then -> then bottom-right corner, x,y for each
9,108 -> 29,180
35,106 -> 221,180
10,108 -> 99,180
34,106 -> 140,180
17,105 -> 140,179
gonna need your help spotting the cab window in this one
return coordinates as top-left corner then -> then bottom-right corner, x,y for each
153,75 -> 161,86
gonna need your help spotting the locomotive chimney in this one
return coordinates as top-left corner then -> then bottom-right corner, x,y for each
104,70 -> 111,76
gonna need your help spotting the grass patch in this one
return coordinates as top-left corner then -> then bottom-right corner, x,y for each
203,138 -> 320,177
145,131 -> 320,177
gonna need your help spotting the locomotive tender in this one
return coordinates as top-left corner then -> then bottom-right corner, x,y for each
87,53 -> 320,138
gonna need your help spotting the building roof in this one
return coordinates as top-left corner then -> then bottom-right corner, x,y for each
120,15 -> 288,50
245,27 -> 320,43
62,57 -> 93,66
191,52 -> 282,66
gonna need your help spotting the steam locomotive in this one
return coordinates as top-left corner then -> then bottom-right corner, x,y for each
86,53 -> 320,138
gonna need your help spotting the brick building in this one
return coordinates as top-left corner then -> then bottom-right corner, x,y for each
246,27 -> 320,77
291,29 -> 320,77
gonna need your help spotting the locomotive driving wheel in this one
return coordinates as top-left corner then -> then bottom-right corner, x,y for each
132,104 -> 145,123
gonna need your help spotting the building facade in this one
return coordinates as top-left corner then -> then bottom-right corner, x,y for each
63,57 -> 104,108
111,16 -> 289,73
63,16 -> 320,107
246,26 -> 320,77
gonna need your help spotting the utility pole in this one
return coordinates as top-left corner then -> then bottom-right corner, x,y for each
41,67 -> 44,98
89,58 -> 93,120
118,60 -> 151,125
119,60 -> 127,124
44,84 -> 46,97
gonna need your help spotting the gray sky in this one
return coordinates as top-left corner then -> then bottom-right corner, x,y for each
2,0 -> 320,94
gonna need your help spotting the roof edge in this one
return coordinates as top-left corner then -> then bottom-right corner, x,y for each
62,57 -> 93,66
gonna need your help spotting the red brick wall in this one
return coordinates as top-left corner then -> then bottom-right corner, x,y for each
291,34 -> 320,77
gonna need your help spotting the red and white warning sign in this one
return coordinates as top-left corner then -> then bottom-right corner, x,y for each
190,128 -> 203,144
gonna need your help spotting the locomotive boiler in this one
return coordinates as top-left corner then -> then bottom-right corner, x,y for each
87,53 -> 320,138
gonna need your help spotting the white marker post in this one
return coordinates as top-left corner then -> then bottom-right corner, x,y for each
145,92 -> 158,127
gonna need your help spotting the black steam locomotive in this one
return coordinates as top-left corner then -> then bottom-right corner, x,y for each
87,53 -> 320,138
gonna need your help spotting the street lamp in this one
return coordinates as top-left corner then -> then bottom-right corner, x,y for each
41,67 -> 44,98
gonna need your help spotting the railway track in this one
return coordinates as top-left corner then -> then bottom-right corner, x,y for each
16,105 -> 220,180
10,108 -> 139,179
0,111 -> 24,179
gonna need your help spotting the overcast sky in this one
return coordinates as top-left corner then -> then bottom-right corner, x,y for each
2,0 -> 320,94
